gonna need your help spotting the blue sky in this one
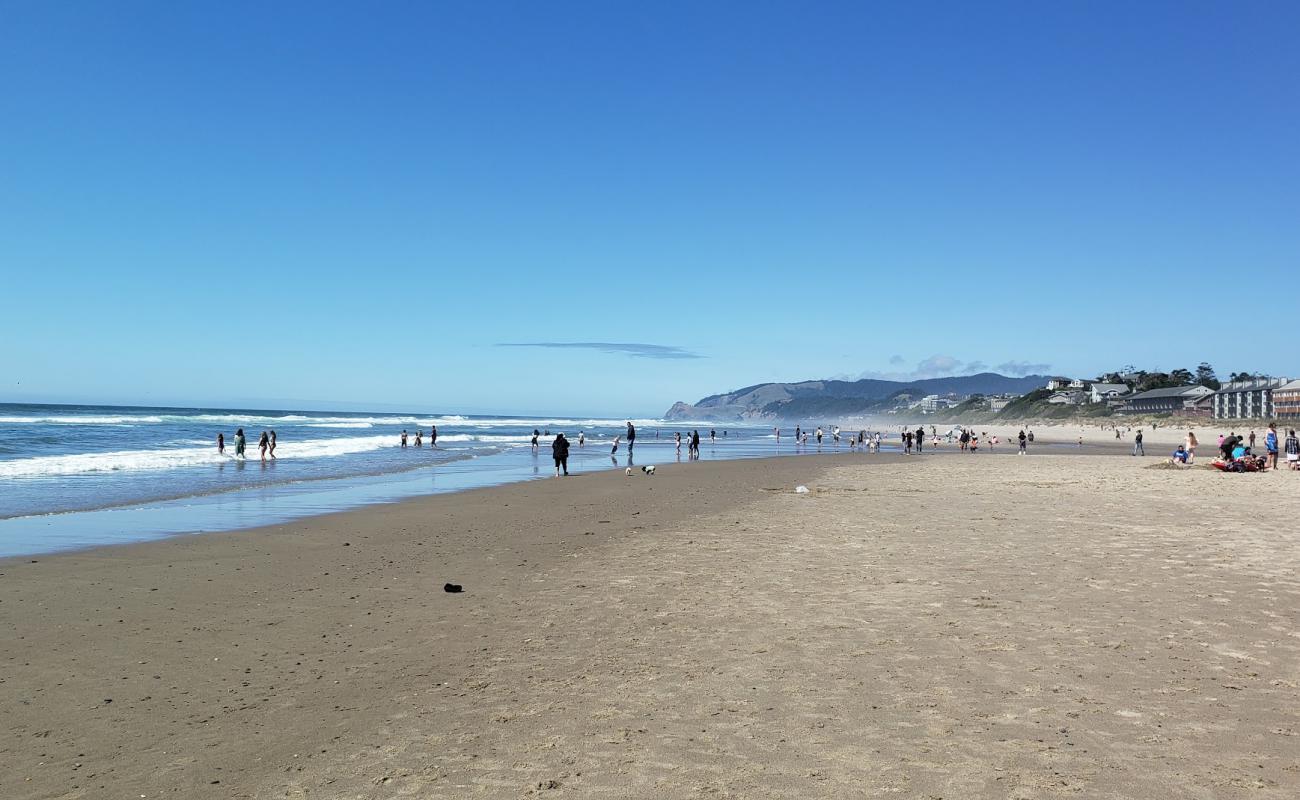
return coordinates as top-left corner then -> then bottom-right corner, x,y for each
2,1 -> 1296,416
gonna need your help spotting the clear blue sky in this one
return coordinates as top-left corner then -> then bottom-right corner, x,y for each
3,1 -> 1296,416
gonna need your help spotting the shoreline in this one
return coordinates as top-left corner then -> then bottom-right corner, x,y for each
0,453 -> 862,798
1,435 -> 1148,561
4,451 -> 1298,798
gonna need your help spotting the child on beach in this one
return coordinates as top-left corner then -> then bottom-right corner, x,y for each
400,430 -> 408,448
611,435 -> 620,455
414,429 -> 422,447
269,430 -> 277,458
217,432 -> 225,454
675,431 -> 681,453
1285,429 -> 1299,470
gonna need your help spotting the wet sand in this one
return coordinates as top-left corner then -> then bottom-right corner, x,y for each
3,451 -> 1299,798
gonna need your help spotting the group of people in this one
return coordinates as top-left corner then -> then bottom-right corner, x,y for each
1210,424 -> 1300,471
216,428 -> 276,461
672,429 -> 703,459
399,425 -> 438,448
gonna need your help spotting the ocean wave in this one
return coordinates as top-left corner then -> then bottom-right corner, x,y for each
0,435 -> 407,479
0,415 -> 167,425
305,422 -> 374,429
0,413 -> 674,429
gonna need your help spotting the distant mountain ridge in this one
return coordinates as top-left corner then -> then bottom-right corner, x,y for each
665,373 -> 1049,421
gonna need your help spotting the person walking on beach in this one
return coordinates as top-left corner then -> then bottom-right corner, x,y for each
233,428 -> 246,458
1285,429 -> 1299,470
1185,430 -> 1198,463
816,427 -> 823,446
552,433 -> 570,476
217,432 -> 225,455
903,431 -> 913,454
430,425 -> 438,447
531,429 -> 540,449
269,430 -> 277,458
1133,429 -> 1144,456
691,429 -> 701,459
915,426 -> 926,453
1018,429 -> 1027,455
400,430 -> 408,448
1249,430 -> 1257,451
578,431 -> 585,447
674,431 -> 682,454
959,428 -> 970,451
626,422 -> 636,454
1265,423 -> 1279,470
258,430 -> 270,461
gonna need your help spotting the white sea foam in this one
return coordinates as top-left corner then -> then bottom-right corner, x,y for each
0,415 -> 167,425
0,413 -> 671,428
0,435 -> 406,479
305,422 -> 374,429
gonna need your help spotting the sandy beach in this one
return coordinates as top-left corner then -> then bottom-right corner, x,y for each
3,450 -> 1299,799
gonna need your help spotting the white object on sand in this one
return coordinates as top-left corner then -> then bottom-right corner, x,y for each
795,485 -> 809,494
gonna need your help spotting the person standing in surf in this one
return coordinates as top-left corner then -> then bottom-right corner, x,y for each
430,425 -> 438,447
269,430 -> 277,458
234,428 -> 246,458
552,432 -> 571,476
626,422 -> 636,454
258,430 -> 270,461
217,432 -> 225,455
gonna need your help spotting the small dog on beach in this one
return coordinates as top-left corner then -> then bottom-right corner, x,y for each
641,465 -> 656,475
625,467 -> 633,476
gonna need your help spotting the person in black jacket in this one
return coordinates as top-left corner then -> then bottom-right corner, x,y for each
626,421 -> 636,454
552,433 -> 570,476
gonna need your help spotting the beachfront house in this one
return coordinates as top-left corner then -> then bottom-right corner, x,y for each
1089,383 -> 1130,405
1266,379 -> 1300,419
1046,390 -> 1086,405
1120,385 -> 1213,416
1211,377 -> 1290,420
988,395 -> 1014,412
918,395 -> 954,413
1045,377 -> 1072,391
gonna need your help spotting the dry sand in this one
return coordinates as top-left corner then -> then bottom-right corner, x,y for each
3,451 -> 1299,799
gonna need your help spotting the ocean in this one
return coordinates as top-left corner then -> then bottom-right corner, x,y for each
0,403 -> 859,558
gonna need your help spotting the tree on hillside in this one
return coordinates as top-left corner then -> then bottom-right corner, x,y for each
1168,368 -> 1194,386
1137,372 -> 1175,391
1229,371 -> 1256,383
1195,362 -> 1221,390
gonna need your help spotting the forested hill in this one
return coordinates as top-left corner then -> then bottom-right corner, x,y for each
664,373 -> 1048,421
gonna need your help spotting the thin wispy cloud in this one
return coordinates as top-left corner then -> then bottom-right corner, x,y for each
497,342 -> 704,360
858,355 -> 1050,382
996,360 -> 1052,376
